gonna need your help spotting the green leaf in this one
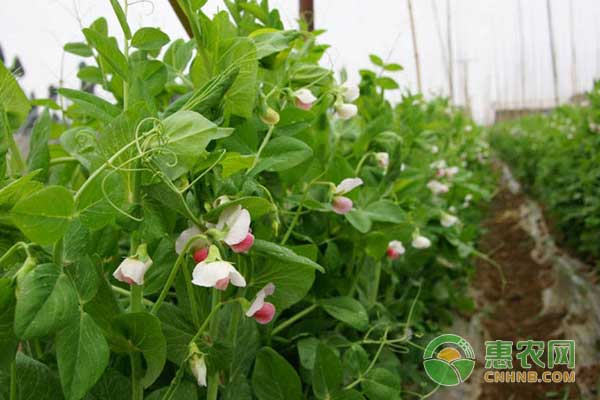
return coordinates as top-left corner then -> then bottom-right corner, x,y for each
157,303 -> 194,365
59,127 -> 104,172
361,368 -> 401,400
250,258 -> 316,312
56,312 -> 109,400
82,28 -> 129,80
297,337 -> 319,369
11,353 -> 64,400
163,39 -> 194,73
64,42 -> 94,57
375,77 -> 399,90
27,109 -> 51,180
204,197 -> 275,221
77,66 -> 104,85
252,347 -> 303,400
383,63 -> 403,71
0,170 -> 43,211
68,255 -> 100,303
254,137 -> 313,173
131,27 -> 170,51
14,263 -> 79,339
220,153 -> 255,177
111,312 -> 166,388
250,30 -> 298,59
0,278 -> 17,370
313,344 -> 343,399
109,0 -> 132,39
252,239 -> 324,272
0,60 -> 30,130
320,297 -> 368,330
146,381 -> 198,400
369,54 -> 384,67
58,88 -> 121,124
345,209 -> 372,233
11,186 -> 74,245
364,200 -> 406,224
76,171 -> 125,230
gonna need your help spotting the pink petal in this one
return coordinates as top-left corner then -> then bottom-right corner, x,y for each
332,196 -> 353,214
253,302 -> 276,324
230,232 -> 255,253
335,178 -> 363,195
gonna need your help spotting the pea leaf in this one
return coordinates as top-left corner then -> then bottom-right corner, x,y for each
111,312 -> 166,388
27,109 -> 51,180
0,60 -> 30,130
64,42 -> 94,57
11,186 -> 74,245
252,347 -> 303,400
56,312 -> 109,400
14,263 -> 79,339
345,209 -> 372,233
253,137 -> 313,174
0,278 -> 17,370
369,54 -> 384,67
58,88 -> 121,124
251,239 -> 324,272
131,27 -> 170,51
82,28 -> 129,80
0,170 -> 43,211
319,297 -> 369,331
11,353 -> 64,400
361,368 -> 401,400
109,0 -> 132,39
76,171 -> 125,230
364,200 -> 406,224
313,344 -> 343,399
204,196 -> 275,221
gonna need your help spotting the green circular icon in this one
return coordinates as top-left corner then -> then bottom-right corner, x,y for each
423,334 -> 475,386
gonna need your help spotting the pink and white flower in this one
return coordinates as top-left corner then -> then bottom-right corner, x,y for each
440,213 -> 459,228
191,260 -> 246,290
386,240 -> 405,260
341,82 -> 360,102
216,205 -> 255,253
190,354 -> 207,387
375,152 -> 389,169
427,180 -> 449,195
411,235 -> 431,249
246,283 -> 276,324
294,88 -> 317,110
175,226 -> 202,255
335,103 -> 358,119
332,178 -> 363,215
113,257 -> 153,285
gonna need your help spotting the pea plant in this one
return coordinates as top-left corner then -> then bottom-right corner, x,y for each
0,1 -> 492,399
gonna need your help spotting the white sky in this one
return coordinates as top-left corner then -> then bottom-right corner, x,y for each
1,0 -> 599,124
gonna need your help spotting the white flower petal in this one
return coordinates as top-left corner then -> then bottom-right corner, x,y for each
191,261 -> 232,287
246,283 -> 275,317
113,258 -> 152,285
341,82 -> 360,102
295,88 -> 317,104
335,103 -> 358,119
191,356 -> 207,387
175,226 -> 201,255
224,208 -> 251,245
228,265 -> 247,288
335,177 -> 364,195
216,204 -> 242,230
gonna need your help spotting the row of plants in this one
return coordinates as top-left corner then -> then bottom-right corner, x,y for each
0,1 -> 492,399
490,81 -> 600,263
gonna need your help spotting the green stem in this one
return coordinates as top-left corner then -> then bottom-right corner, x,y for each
10,358 -> 16,400
370,261 -> 382,307
130,284 -> 143,313
130,352 -> 143,400
0,242 -> 28,266
53,239 -> 63,266
112,285 -> 154,306
281,196 -> 305,245
354,151 -> 374,175
49,156 -> 77,166
246,124 -> 275,175
181,261 -> 200,327
271,303 -> 317,336
206,374 -> 219,400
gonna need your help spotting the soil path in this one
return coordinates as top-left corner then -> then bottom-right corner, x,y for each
472,165 -> 600,400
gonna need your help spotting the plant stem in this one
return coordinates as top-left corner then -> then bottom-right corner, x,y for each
130,285 -> 143,313
10,359 -> 16,400
370,261 -> 382,307
246,124 -> 275,175
281,196 -> 305,245
130,352 -> 143,400
181,261 -> 200,327
206,374 -> 219,400
53,239 -> 63,266
271,303 -> 317,336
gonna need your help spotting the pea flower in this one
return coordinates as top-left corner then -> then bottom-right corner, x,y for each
427,180 -> 449,195
431,145 -> 439,154
386,240 -> 405,260
294,88 -> 317,110
444,166 -> 459,178
113,257 -> 153,285
332,177 -> 363,215
441,213 -> 459,228
191,260 -> 246,290
246,283 -> 276,324
175,226 -> 209,262
375,152 -> 389,169
335,103 -> 358,119
189,354 -> 207,387
412,234 -> 431,249
216,205 -> 255,253
341,82 -> 360,102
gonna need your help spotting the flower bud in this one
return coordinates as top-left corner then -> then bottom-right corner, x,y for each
412,235 -> 431,249
260,107 -> 280,125
440,213 -> 459,228
375,152 -> 389,169
386,240 -> 405,260
189,354 -> 207,387
294,88 -> 317,110
335,103 -> 358,119
332,196 -> 353,214
246,283 -> 276,324
193,248 -> 209,263
113,257 -> 153,285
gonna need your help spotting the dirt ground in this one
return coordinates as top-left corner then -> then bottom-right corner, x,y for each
473,184 -> 586,399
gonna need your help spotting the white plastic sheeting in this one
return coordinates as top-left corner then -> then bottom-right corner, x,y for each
1,0 -> 599,123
